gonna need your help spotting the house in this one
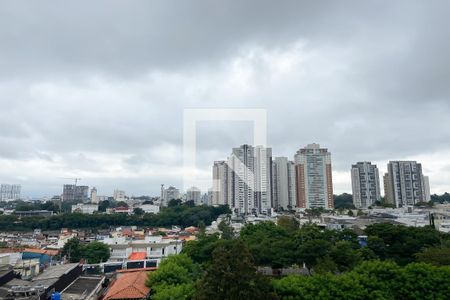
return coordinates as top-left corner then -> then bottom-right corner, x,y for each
103,269 -> 150,300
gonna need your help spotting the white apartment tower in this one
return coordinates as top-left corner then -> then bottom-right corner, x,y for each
218,144 -> 273,215
272,157 -> 297,210
384,161 -> 428,207
0,184 -> 21,201
186,186 -> 202,205
351,162 -> 381,209
212,161 -> 230,206
90,187 -> 98,204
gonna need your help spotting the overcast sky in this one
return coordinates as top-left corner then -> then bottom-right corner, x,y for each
1,1 -> 449,198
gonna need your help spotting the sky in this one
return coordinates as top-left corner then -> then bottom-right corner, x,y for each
0,1 -> 449,198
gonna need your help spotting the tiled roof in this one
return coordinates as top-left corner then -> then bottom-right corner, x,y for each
103,270 -> 150,300
23,248 -> 59,256
128,252 -> 146,260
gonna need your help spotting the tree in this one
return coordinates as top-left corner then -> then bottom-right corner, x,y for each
347,210 -> 354,217
277,216 -> 300,232
182,234 -> 221,264
168,199 -> 182,207
333,193 -> 355,209
133,207 -> 145,215
82,241 -> 110,263
416,247 -> 450,266
146,254 -> 199,300
298,239 -> 332,273
98,200 -> 111,212
273,260 -> 450,299
328,241 -> 361,272
61,238 -> 83,263
194,240 -> 277,300
218,220 -> 234,239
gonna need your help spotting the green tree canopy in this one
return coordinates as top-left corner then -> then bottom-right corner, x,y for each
194,240 -> 277,300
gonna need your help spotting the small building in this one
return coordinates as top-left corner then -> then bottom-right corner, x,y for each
13,210 -> 53,218
71,203 -> 98,214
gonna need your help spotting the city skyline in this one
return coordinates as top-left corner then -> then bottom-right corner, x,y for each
1,1 -> 450,197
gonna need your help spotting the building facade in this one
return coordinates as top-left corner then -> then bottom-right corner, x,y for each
351,162 -> 381,209
160,185 -> 181,206
272,157 -> 297,210
186,186 -> 202,205
384,161 -> 428,207
0,184 -> 21,201
294,144 -> 333,209
212,161 -> 230,206
226,145 -> 273,214
63,185 -> 89,202
90,187 -> 98,204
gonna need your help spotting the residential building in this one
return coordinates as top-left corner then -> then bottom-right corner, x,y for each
63,185 -> 89,202
226,144 -> 273,214
136,204 -> 160,214
272,157 -> 297,210
160,186 -> 180,206
0,184 -> 21,201
384,161 -> 427,207
104,236 -> 183,267
294,143 -> 334,209
351,162 -> 381,209
212,161 -> 230,206
186,186 -> 202,204
90,187 -> 98,204
422,176 -> 431,202
71,203 -> 99,214
113,190 -> 126,201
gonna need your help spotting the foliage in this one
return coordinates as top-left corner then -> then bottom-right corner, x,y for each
240,222 -> 297,268
217,220 -> 234,239
0,203 -> 231,231
133,207 -> 145,215
61,237 -> 83,263
431,192 -> 450,204
277,216 -> 300,232
61,238 -> 110,263
182,233 -> 222,265
416,247 -> 450,266
365,223 -> 444,265
83,241 -> 110,263
333,193 -> 355,209
273,260 -> 450,299
146,254 -> 199,300
194,240 -> 277,300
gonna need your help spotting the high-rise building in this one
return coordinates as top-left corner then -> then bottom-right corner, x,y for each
272,157 -> 297,210
63,185 -> 89,202
294,143 -> 333,209
161,186 -> 180,206
254,146 -> 273,213
90,187 -> 98,204
216,144 -> 273,214
186,186 -> 202,205
113,189 -> 126,201
0,184 -> 21,201
422,176 -> 431,202
384,161 -> 427,207
351,162 -> 381,209
212,161 -> 230,206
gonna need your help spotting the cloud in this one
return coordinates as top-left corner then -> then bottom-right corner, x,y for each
0,1 -> 449,196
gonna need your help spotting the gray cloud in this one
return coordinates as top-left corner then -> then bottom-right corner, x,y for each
0,1 -> 449,196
